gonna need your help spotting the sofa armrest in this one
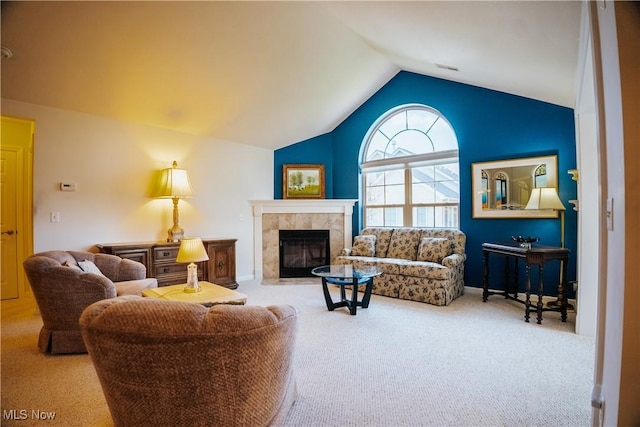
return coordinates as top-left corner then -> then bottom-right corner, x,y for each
442,253 -> 466,268
115,258 -> 147,281
339,248 -> 352,256
93,254 -> 147,282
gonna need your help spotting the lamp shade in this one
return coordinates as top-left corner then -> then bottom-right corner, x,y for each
525,188 -> 566,211
176,238 -> 210,263
154,161 -> 194,198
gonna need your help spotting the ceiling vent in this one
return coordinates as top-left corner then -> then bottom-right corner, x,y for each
435,63 -> 459,72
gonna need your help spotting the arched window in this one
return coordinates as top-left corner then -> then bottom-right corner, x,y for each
361,105 -> 459,228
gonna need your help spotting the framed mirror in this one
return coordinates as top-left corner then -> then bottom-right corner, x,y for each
471,155 -> 559,218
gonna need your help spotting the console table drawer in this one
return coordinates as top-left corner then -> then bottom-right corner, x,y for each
154,262 -> 204,277
154,247 -> 180,262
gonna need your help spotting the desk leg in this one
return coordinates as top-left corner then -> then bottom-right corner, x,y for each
536,266 -> 544,324
525,264 -> 532,323
482,251 -> 489,302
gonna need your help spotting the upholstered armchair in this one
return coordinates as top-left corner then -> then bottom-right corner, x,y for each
80,296 -> 298,427
23,250 -> 157,354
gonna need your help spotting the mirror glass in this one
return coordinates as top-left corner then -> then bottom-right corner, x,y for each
472,155 -> 558,218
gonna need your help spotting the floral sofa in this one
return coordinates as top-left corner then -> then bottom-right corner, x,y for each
335,227 -> 466,306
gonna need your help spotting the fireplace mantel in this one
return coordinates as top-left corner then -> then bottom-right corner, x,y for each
250,199 -> 357,280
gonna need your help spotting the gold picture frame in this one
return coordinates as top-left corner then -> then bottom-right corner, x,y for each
472,155 -> 559,218
283,164 -> 325,199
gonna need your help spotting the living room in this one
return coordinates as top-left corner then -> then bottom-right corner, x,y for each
2,1 -> 638,426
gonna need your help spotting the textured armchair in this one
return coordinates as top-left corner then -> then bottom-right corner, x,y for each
23,250 -> 158,354
80,296 -> 298,427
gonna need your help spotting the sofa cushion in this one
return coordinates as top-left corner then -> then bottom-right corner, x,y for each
360,228 -> 394,258
417,237 -> 451,263
386,228 -> 422,260
351,235 -> 376,257
78,260 -> 105,276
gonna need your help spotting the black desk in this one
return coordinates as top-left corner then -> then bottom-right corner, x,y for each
482,242 -> 570,324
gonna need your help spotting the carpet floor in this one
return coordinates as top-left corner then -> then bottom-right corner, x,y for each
1,279 -> 595,426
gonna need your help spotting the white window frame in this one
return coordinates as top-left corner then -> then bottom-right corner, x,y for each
360,105 -> 460,228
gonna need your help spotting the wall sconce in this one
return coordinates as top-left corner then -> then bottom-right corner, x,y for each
568,169 -> 579,182
154,161 -> 194,242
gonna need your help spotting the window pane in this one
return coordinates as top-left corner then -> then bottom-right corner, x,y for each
413,206 -> 434,227
366,132 -> 390,162
428,118 -> 458,152
407,109 -> 438,133
384,207 -> 403,226
365,186 -> 384,205
435,206 -> 459,228
366,208 -> 384,226
385,184 -> 404,204
393,129 -> 431,156
385,169 -> 404,185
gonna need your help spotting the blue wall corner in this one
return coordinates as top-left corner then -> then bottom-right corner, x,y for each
274,71 -> 577,296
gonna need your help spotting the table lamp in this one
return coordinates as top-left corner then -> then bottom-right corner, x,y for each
176,237 -> 209,293
154,161 -> 194,242
525,187 -> 566,247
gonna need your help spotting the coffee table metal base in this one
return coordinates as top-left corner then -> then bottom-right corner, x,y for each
321,276 -> 373,315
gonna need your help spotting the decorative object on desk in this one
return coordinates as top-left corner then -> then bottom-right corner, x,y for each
176,237 -> 209,293
283,164 -> 325,199
511,235 -> 539,249
525,187 -> 572,309
154,161 -> 194,242
471,155 -> 559,219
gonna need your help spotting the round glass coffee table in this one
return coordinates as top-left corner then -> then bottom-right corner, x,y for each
311,265 -> 382,315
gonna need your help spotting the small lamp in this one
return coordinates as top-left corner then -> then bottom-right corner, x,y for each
155,161 -> 194,242
176,237 -> 209,293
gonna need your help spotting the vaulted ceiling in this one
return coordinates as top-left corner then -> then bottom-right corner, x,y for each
1,1 -> 581,150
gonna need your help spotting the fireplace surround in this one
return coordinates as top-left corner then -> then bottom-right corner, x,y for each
250,200 -> 357,280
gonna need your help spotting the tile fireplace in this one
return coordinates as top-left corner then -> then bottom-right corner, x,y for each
250,200 -> 357,280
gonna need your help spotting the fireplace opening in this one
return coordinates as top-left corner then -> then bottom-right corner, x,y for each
279,230 -> 330,278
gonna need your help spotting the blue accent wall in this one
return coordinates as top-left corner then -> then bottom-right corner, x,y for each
275,71 -> 577,296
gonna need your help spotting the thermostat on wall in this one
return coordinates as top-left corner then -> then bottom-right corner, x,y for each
60,182 -> 77,192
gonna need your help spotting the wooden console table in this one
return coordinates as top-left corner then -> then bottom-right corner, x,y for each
96,239 -> 238,289
482,242 -> 570,324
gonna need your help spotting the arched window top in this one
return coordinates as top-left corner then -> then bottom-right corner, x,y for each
363,105 -> 458,164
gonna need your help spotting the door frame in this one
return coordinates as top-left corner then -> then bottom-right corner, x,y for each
1,116 -> 34,298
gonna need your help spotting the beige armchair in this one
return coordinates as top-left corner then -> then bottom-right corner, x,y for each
80,296 -> 298,427
23,250 -> 157,354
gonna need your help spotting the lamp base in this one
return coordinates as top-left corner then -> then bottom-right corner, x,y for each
183,262 -> 201,293
183,284 -> 201,293
167,226 -> 184,242
545,299 -> 575,310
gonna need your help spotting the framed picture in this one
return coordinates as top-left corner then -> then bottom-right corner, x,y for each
283,164 -> 325,199
471,155 -> 559,218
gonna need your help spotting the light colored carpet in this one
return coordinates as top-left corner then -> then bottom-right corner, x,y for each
1,280 -> 594,426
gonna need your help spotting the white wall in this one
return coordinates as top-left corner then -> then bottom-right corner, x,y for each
1,99 -> 274,281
